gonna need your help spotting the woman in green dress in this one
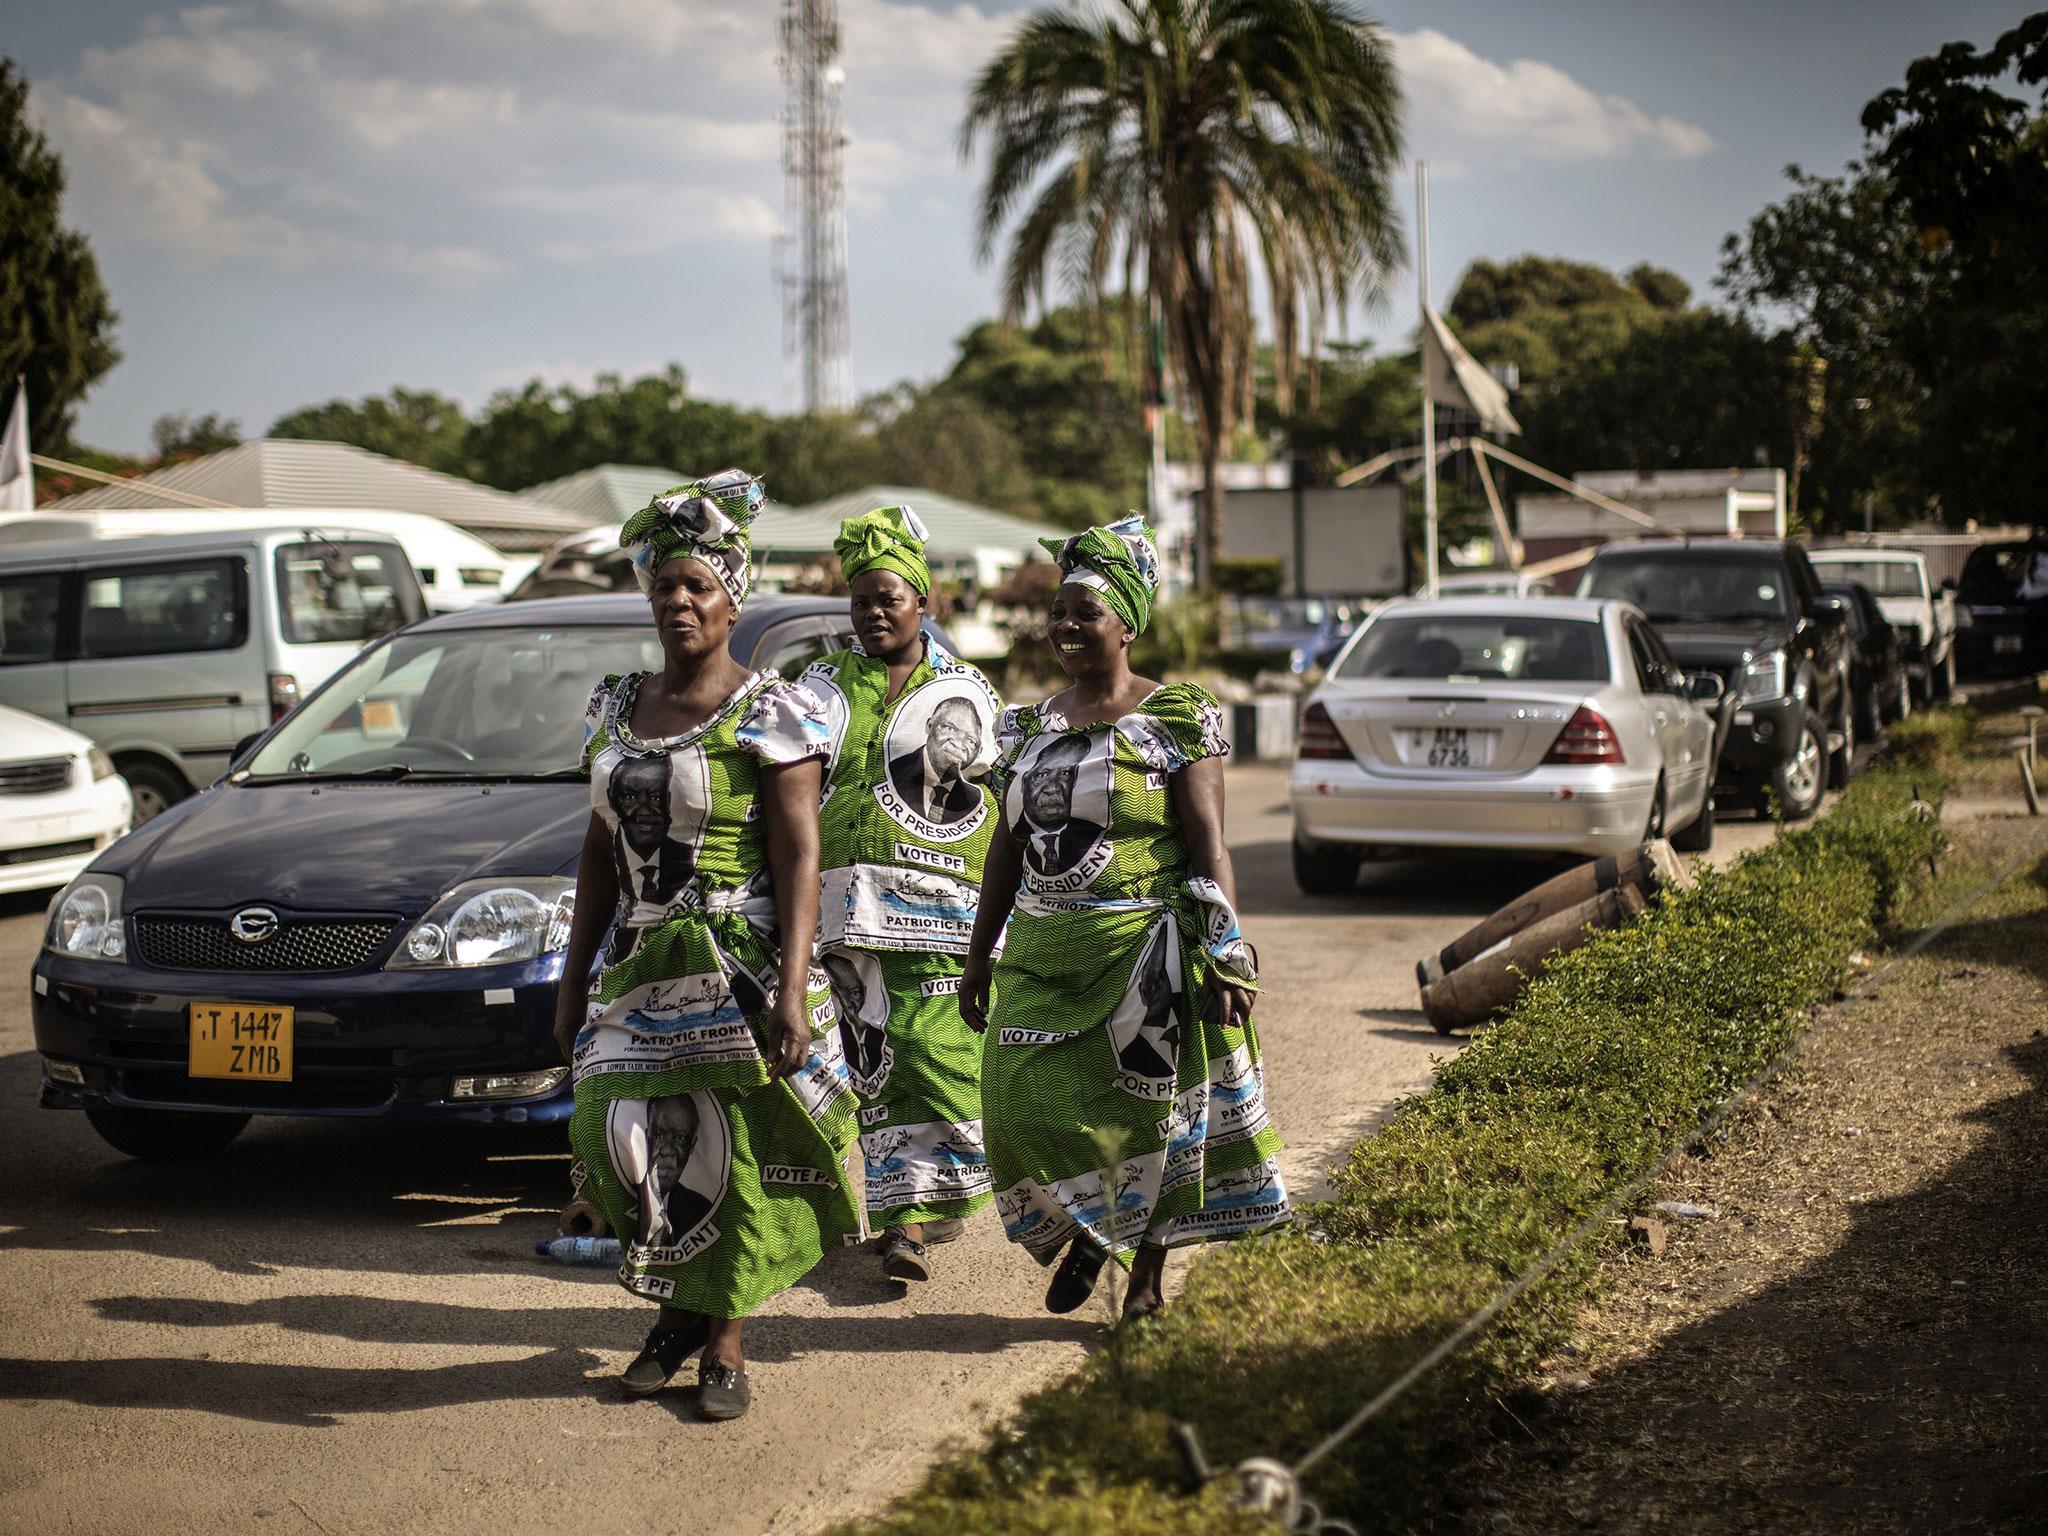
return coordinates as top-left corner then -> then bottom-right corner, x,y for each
799,506 -> 1001,1283
960,515 -> 1289,1323
551,469 -> 859,1422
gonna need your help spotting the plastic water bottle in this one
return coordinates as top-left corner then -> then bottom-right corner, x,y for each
535,1234 -> 621,1266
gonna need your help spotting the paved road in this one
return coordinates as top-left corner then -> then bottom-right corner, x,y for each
0,765 -> 1787,1536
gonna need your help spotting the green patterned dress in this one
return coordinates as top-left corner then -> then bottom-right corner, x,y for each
983,683 -> 1290,1266
799,636 -> 1001,1229
570,669 -> 861,1318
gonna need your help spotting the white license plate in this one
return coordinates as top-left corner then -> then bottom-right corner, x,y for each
1994,634 -> 2024,654
1404,726 -> 1496,768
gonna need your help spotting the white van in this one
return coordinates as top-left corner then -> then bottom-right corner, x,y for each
0,527 -> 426,819
0,506 -> 523,613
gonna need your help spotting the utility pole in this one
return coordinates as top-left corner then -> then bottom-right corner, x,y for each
1417,160 -> 1438,597
778,0 -> 851,414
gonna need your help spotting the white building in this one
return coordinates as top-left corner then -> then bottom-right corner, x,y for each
1518,467 -> 1786,562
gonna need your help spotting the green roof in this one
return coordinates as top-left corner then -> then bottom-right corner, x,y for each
784,485 -> 1064,560
519,464 -> 690,525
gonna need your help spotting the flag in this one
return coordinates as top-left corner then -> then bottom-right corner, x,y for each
1421,306 -> 1521,437
0,382 -> 30,511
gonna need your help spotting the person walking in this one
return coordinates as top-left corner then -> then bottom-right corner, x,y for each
799,505 -> 1002,1282
960,515 -> 1289,1323
552,469 -> 858,1422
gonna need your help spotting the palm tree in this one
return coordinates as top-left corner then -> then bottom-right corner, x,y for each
962,0 -> 1404,587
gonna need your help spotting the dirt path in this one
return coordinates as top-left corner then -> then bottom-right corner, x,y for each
1446,822 -> 2048,1534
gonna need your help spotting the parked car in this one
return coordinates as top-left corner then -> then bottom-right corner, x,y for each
1289,597 -> 1722,892
1823,580 -> 1912,737
1576,539 -> 1852,821
504,525 -> 634,600
1954,538 -> 2048,677
29,594 -> 931,1160
0,527 -> 427,822
1430,570 -> 1559,598
1224,595 -> 1363,673
0,703 -> 133,895
1807,548 -> 1957,701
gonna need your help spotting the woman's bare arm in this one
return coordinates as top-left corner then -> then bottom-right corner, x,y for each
761,756 -> 826,1078
959,821 -> 1023,1033
553,812 -> 618,1061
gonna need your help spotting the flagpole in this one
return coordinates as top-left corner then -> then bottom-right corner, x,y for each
1417,162 -> 1437,597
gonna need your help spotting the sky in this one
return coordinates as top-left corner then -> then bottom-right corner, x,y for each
1,0 -> 2029,456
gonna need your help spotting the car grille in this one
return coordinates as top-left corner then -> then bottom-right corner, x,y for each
1,837 -> 95,867
0,757 -> 73,796
133,914 -> 399,973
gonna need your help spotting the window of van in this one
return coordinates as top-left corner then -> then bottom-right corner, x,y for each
275,541 -> 424,644
0,573 -> 62,664
79,558 -> 247,658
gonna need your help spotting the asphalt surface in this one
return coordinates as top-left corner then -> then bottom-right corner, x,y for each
0,765 -> 1792,1536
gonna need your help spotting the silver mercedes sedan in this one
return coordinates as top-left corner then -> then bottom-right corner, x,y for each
1288,597 -> 1724,892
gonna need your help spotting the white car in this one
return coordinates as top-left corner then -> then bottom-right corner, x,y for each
1290,597 -> 1722,891
1807,548 -> 1957,702
1430,570 -> 1560,598
0,704 -> 132,895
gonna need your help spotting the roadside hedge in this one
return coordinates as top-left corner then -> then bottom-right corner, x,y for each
826,749 -> 1953,1536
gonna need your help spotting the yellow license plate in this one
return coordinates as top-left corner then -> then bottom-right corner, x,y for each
188,1003 -> 295,1081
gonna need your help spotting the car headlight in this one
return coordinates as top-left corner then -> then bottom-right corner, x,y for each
85,746 -> 117,782
1738,651 -> 1789,704
387,878 -> 575,969
46,874 -> 126,962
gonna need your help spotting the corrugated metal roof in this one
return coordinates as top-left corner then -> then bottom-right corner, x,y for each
520,463 -> 691,524
44,439 -> 589,550
789,485 -> 1065,560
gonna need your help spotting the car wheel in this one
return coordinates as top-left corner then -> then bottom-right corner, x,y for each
1890,671 -> 1912,724
1768,709 -> 1826,821
1858,677 -> 1885,740
1292,835 -> 1360,896
1670,782 -> 1715,853
1826,694 -> 1856,791
84,1104 -> 250,1160
117,758 -> 190,824
1642,776 -> 1668,843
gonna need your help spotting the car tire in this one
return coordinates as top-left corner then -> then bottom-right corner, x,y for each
1766,708 -> 1827,821
1292,835 -> 1360,896
116,757 -> 191,825
1857,677 -> 1885,740
1827,694 -> 1856,791
1889,671 -> 1912,724
1670,783 -> 1715,852
84,1104 -> 250,1160
1642,776 -> 1668,843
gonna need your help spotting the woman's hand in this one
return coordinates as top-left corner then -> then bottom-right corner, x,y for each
959,955 -> 994,1034
768,993 -> 811,1081
1201,972 -> 1254,1033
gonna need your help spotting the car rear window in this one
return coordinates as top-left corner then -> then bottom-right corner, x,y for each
79,558 -> 247,658
1809,558 -> 1925,597
1578,551 -> 1793,623
0,573 -> 61,664
276,541 -> 425,644
1336,615 -> 1610,683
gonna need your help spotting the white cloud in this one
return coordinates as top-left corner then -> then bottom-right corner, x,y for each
1393,29 -> 1715,163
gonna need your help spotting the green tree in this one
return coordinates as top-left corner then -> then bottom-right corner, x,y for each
962,0 -> 1405,586
463,366 -> 772,491
1445,254 -> 1677,328
150,411 -> 242,461
0,59 -> 120,449
270,388 -> 471,474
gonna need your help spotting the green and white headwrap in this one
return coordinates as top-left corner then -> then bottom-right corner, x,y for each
1040,513 -> 1161,634
620,468 -> 766,609
834,504 -> 932,595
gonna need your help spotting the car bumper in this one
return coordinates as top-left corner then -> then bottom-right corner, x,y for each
1289,762 -> 1658,858
1716,696 -> 1805,784
29,949 -> 572,1125
0,777 -> 132,896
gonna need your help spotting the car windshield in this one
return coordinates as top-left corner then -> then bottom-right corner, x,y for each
1335,615 -> 1610,683
1822,585 -> 1874,638
1808,558 -> 1926,597
1578,552 -> 1793,623
1958,544 -> 2037,603
275,540 -> 425,643
246,624 -> 663,779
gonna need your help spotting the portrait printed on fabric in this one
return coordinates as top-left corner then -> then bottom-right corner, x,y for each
1007,731 -> 1114,892
603,745 -> 712,958
875,673 -> 999,842
606,1090 -> 732,1263
1106,915 -> 1184,1101
821,948 -> 892,1097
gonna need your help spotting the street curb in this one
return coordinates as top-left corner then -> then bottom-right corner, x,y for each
1958,669 -> 2048,712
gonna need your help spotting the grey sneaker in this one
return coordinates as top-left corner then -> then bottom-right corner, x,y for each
695,1362 -> 751,1421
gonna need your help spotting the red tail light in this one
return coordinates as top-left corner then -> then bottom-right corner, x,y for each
268,672 -> 300,722
1297,701 -> 1354,761
1543,705 -> 1625,765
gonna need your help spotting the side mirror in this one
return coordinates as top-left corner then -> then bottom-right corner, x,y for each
1940,577 -> 1958,594
230,732 -> 264,765
1684,672 -> 1726,704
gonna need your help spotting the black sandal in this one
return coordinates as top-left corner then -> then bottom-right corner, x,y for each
1044,1238 -> 1108,1314
619,1316 -> 710,1396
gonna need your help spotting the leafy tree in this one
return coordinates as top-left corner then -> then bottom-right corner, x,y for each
464,367 -> 772,491
270,388 -> 470,474
150,412 -> 243,461
0,59 -> 120,449
1446,255 -> 1674,328
962,0 -> 1405,586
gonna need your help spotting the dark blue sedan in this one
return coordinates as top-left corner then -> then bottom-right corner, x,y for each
31,593 -> 870,1159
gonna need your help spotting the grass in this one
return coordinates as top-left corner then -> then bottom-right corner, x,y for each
822,722 -> 1962,1536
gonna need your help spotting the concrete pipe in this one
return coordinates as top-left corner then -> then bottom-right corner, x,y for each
1419,883 -> 1650,1033
1414,840 -> 1688,991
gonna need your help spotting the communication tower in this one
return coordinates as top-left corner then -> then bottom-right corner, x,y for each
778,0 -> 851,414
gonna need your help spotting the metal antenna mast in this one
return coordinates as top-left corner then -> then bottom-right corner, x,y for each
778,0 -> 851,414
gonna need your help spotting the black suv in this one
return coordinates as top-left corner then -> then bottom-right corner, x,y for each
1577,540 -> 1853,819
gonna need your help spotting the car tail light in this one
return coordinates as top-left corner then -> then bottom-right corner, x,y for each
268,672 -> 300,722
1298,702 -> 1354,761
1543,705 -> 1625,765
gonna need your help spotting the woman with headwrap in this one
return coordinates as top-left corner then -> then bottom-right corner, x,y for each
551,469 -> 857,1422
795,505 -> 1002,1283
960,515 -> 1289,1323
